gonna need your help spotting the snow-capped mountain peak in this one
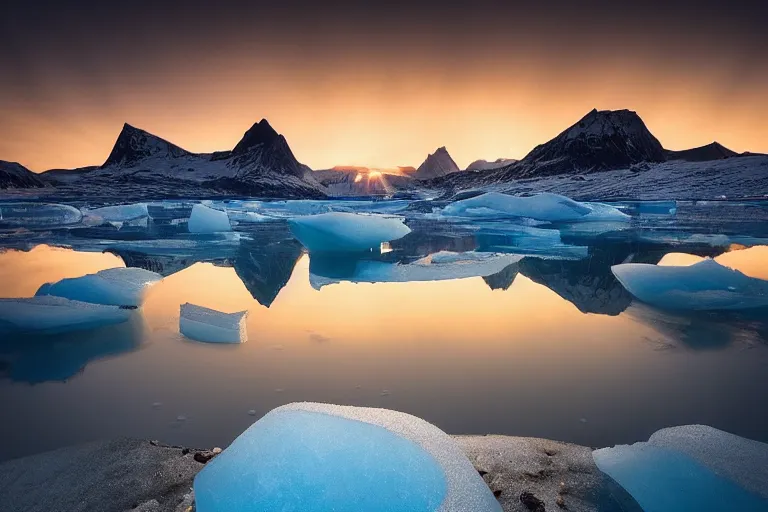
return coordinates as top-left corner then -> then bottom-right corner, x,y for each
232,119 -> 280,155
103,123 -> 190,167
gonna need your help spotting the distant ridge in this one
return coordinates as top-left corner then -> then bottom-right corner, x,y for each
665,142 -> 739,162
466,158 -> 518,172
0,160 -> 46,189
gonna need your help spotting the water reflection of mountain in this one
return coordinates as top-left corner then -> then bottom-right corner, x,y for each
0,314 -> 146,384
482,241 -> 734,316
626,303 -> 768,351
232,237 -> 303,307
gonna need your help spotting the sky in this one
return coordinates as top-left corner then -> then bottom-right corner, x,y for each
1,0 -> 766,172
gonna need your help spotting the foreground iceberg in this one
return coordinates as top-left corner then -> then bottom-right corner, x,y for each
36,267 -> 162,307
180,303 -> 248,344
611,259 -> 768,310
188,204 -> 232,233
0,202 -> 82,227
442,192 -> 628,223
593,425 -> 768,512
288,212 -> 411,253
310,251 -> 522,288
0,296 -> 131,334
194,403 -> 501,512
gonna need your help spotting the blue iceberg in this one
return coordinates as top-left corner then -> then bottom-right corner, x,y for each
188,204 -> 232,233
593,425 -> 768,512
36,267 -> 162,307
0,296 -> 132,334
288,212 -> 411,253
179,303 -> 248,344
194,403 -> 501,512
442,192 -> 628,223
611,259 -> 768,310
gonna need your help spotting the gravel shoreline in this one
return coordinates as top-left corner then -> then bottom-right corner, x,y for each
0,436 -> 641,512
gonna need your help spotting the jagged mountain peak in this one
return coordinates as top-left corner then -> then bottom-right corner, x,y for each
508,108 -> 666,177
103,123 -> 190,167
232,119 -> 280,155
414,146 -> 460,179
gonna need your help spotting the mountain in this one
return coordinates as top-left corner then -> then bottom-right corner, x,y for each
511,109 -> 666,178
413,147 -> 461,179
665,142 -> 739,162
103,124 -> 190,166
35,120 -> 326,200
0,161 -> 46,189
465,158 -> 518,172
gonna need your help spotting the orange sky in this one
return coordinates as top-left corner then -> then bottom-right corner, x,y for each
2,2 -> 767,172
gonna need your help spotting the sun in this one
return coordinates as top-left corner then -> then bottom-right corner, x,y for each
368,171 -> 382,179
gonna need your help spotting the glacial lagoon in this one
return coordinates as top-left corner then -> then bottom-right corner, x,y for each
1,198 -> 767,462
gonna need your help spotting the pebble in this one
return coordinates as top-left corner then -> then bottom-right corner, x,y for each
247,409 -> 257,416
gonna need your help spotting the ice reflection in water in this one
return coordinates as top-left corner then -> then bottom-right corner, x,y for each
0,211 -> 767,462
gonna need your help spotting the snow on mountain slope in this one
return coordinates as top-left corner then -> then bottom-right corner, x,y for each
0,161 -> 47,189
413,147 -> 461,179
465,158 -> 518,172
40,120 -> 326,199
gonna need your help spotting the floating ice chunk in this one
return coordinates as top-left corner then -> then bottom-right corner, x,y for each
0,202 -> 82,227
226,210 -> 270,224
593,425 -> 768,512
36,267 -> 162,307
611,259 -> 768,310
647,425 -> 768,500
82,203 -> 149,224
309,251 -> 522,289
188,204 -> 232,233
179,303 -> 248,344
194,403 -> 501,512
0,296 -> 131,334
581,202 -> 632,222
288,212 -> 411,253
443,192 -> 593,222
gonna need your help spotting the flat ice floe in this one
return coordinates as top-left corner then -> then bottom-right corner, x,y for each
288,212 -> 411,253
36,267 -> 162,307
611,259 -> 768,310
194,402 -> 501,512
593,425 -> 768,512
179,303 -> 248,343
0,202 -> 83,227
188,204 -> 232,233
81,203 -> 149,226
0,296 -> 132,334
442,192 -> 628,222
309,251 -> 523,288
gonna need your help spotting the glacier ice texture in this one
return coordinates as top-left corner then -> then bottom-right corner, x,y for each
611,259 -> 768,310
0,296 -> 132,334
188,204 -> 232,233
82,203 -> 149,225
36,267 -> 162,307
179,303 -> 248,344
0,202 -> 83,227
194,402 -> 501,512
442,192 -> 628,222
288,212 -> 411,253
593,425 -> 768,512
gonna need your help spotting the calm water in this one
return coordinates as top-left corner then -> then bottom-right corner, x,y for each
1,199 -> 767,461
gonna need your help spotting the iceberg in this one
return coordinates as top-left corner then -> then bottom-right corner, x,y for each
611,259 -> 768,310
309,251 -> 522,289
188,204 -> 232,233
36,267 -> 162,307
593,425 -> 768,512
82,203 -> 149,226
288,212 -> 411,253
0,202 -> 82,227
0,296 -> 132,334
179,303 -> 248,344
194,403 -> 501,512
442,192 -> 627,223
